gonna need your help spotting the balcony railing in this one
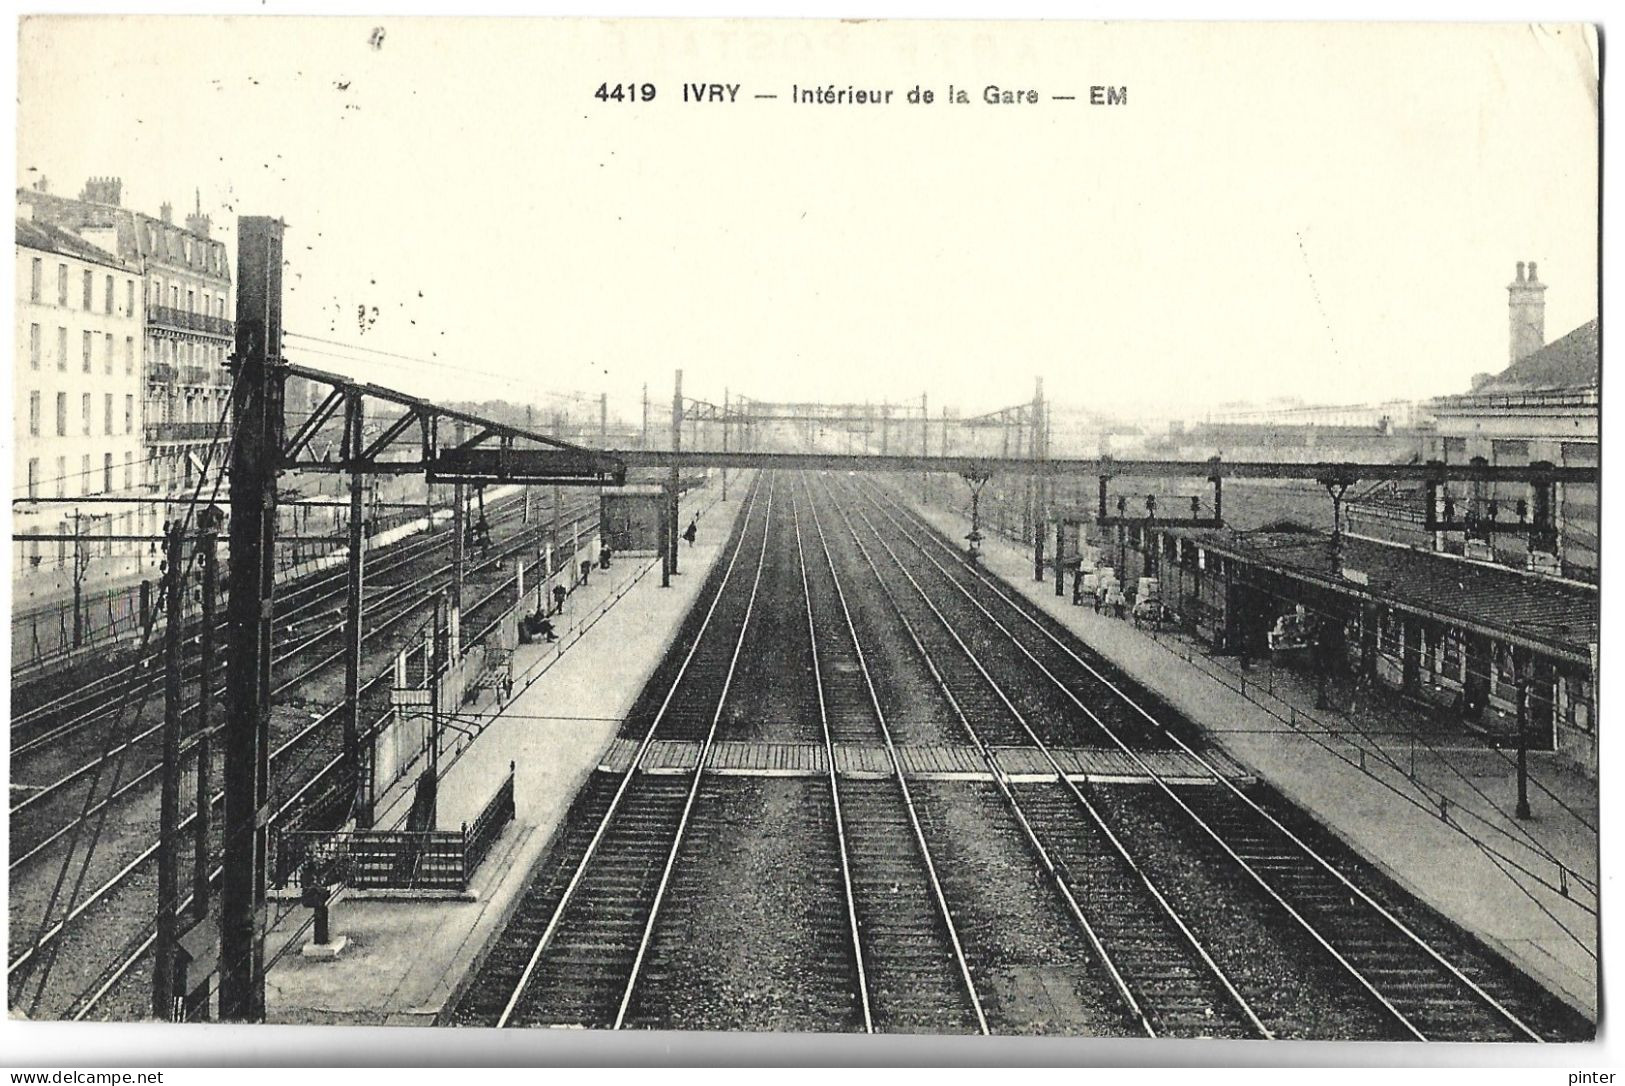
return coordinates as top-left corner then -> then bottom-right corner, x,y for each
145,420 -> 221,443
147,304 -> 234,338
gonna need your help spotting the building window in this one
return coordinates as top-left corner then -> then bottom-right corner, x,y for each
82,268 -> 93,310
124,452 -> 134,491
125,394 -> 134,433
29,324 -> 40,369
55,456 -> 65,498
27,458 -> 39,500
126,279 -> 135,316
104,454 -> 114,494
125,336 -> 134,375
104,275 -> 114,314
29,391 -> 40,436
56,326 -> 66,371
82,454 -> 92,494
30,258 -> 42,302
55,392 -> 67,436
82,330 -> 92,372
104,393 -> 113,435
81,393 -> 92,435
187,288 -> 195,314
57,264 -> 68,306
104,333 -> 114,374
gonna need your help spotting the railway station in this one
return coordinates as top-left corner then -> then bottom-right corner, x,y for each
5,216 -> 1599,1042
6,19 -> 1606,1066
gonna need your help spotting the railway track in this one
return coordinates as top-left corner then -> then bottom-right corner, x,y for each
449,470 -> 1586,1038
10,492 -> 592,866
8,491 -> 603,1019
10,490 -> 537,754
842,474 -> 1582,1041
456,473 -> 774,1028
815,473 -> 1259,1038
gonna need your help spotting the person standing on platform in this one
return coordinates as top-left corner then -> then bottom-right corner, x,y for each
683,517 -> 698,548
552,583 -> 567,615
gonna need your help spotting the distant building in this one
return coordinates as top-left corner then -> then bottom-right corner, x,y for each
1346,263 -> 1598,582
13,208 -> 146,574
19,177 -> 233,501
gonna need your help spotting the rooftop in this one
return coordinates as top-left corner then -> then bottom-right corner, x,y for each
1478,319 -> 1599,395
1166,525 -> 1598,661
15,216 -> 135,272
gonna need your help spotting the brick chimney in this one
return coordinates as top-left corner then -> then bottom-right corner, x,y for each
184,189 -> 211,238
80,176 -> 122,205
159,201 -> 173,225
1507,259 -> 1547,363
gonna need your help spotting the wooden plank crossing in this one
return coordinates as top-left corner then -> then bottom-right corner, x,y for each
597,737 -> 1254,784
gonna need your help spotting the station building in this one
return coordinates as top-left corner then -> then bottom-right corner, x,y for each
1105,523 -> 1598,772
1347,263 -> 1599,584
13,209 -> 147,576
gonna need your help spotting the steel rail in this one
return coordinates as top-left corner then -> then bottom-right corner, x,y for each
788,481 -> 875,1034
493,476 -> 767,1029
799,475 -> 992,1034
10,510 -> 588,994
819,475 -> 1151,1034
860,477 -> 1545,1042
10,489 -> 545,742
610,474 -> 777,1029
10,499 -> 599,825
63,526 -> 579,1020
830,476 -> 1267,1038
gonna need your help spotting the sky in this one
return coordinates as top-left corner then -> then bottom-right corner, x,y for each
16,17 -> 1600,428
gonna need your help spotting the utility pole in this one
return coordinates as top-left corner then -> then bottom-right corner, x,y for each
1032,377 -> 1046,583
71,510 -> 86,650
552,484 -> 563,598
642,382 -> 649,450
921,392 -> 929,503
345,394 -> 370,828
722,388 -> 730,502
427,593 -> 444,828
183,503 -> 221,1022
523,403 -> 535,522
451,420 -> 466,613
1516,672 -> 1532,820
195,506 -> 220,924
670,369 -> 683,578
154,519 -> 185,1020
600,392 -> 608,447
1055,518 -> 1066,597
220,215 -> 285,1023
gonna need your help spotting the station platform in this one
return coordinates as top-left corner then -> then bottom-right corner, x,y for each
262,475 -> 747,1026
910,496 -> 1599,1022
